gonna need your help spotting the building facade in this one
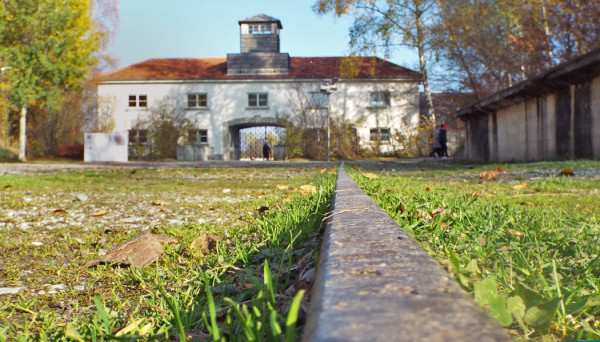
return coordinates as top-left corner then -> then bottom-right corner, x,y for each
97,14 -> 421,160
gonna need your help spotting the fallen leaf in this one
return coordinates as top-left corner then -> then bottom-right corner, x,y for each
277,185 -> 289,190
511,183 -> 528,190
53,208 -> 67,213
416,209 -> 432,220
3,184 -> 13,188
362,172 -> 378,179
84,231 -> 178,268
318,168 -> 327,174
257,206 -> 270,214
299,184 -> 317,195
190,233 -> 220,256
283,198 -> 291,203
151,200 -> 170,206
92,210 -> 108,217
328,170 -> 337,175
558,167 -> 574,177
479,169 -> 499,180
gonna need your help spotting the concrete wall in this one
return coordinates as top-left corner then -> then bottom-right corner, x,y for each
97,79 -> 420,160
467,73 -> 600,162
593,77 -> 600,159
496,103 -> 527,161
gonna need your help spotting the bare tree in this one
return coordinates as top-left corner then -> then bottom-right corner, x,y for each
130,97 -> 189,160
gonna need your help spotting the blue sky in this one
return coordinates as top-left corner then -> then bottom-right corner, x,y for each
109,0 -> 419,70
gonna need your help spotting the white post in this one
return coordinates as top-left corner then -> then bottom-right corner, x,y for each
19,107 -> 26,161
320,78 -> 337,162
327,102 -> 330,162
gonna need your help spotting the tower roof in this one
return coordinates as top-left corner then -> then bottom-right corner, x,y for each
239,14 -> 282,29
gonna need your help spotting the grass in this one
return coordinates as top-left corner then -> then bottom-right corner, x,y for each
0,147 -> 18,163
348,160 -> 600,342
0,165 -> 336,341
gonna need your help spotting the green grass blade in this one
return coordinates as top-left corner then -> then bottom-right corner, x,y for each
285,290 -> 305,342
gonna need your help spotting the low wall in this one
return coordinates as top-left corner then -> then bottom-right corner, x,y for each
303,163 -> 511,341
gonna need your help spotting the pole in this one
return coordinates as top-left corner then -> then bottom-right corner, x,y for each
19,107 -> 27,161
327,101 -> 330,162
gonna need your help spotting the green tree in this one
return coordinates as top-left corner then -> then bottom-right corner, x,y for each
0,0 -> 100,160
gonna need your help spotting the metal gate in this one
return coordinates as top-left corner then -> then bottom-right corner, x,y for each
239,126 -> 285,160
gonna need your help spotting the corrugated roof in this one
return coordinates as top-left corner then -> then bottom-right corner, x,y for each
96,56 -> 421,82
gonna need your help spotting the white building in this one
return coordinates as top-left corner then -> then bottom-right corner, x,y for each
96,14 -> 421,160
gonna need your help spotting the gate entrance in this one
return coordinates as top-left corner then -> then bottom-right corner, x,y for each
239,126 -> 285,160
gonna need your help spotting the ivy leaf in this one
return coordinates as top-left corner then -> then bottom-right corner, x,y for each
514,282 -> 544,307
474,277 -> 497,307
507,296 -> 526,320
488,293 -> 513,327
524,297 -> 560,327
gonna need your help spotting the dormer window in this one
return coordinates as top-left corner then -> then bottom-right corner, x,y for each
248,24 -> 272,34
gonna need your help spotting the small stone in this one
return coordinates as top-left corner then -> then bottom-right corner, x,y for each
73,285 -> 86,292
0,287 -> 26,295
50,284 -> 68,291
31,241 -> 43,246
222,189 -> 231,193
23,197 -> 33,203
75,194 -> 89,202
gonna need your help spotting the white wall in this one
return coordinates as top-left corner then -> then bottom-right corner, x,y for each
97,79 -> 419,158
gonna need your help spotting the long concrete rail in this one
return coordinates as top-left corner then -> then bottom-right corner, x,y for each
303,163 -> 512,342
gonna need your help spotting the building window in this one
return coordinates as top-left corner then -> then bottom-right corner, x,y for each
370,128 -> 390,142
369,92 -> 390,107
188,93 -> 207,108
189,129 -> 208,144
129,129 -> 148,144
308,92 -> 328,108
249,24 -> 272,34
248,93 -> 268,107
129,95 -> 147,107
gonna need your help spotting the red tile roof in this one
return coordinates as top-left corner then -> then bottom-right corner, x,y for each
97,57 -> 421,82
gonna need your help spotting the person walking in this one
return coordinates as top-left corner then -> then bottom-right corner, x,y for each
262,142 -> 271,161
429,126 -> 442,157
439,125 -> 448,157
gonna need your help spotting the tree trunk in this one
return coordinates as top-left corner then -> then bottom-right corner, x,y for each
19,107 -> 27,161
416,12 -> 436,124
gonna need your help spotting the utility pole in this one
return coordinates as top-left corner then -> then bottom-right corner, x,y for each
320,78 -> 338,162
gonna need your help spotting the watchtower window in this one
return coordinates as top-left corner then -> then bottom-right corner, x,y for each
249,24 -> 272,34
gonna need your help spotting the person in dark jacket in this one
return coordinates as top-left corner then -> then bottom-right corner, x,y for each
262,142 -> 271,161
429,126 -> 442,157
439,125 -> 448,157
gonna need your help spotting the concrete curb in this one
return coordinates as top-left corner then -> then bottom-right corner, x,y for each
303,162 -> 512,342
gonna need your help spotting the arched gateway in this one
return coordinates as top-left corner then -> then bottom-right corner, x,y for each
223,117 -> 285,160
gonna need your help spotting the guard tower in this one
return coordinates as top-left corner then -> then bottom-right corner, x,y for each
227,14 -> 290,75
